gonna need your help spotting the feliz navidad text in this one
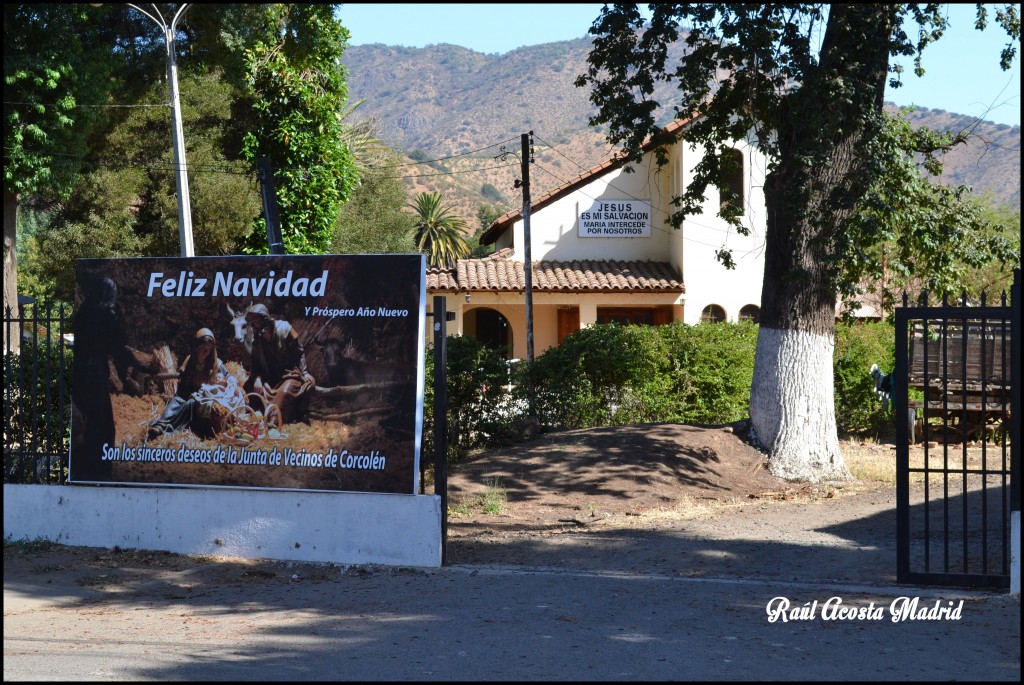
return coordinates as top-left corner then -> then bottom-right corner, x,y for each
147,270 -> 328,298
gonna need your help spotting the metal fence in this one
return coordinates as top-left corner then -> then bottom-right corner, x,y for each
894,269 -> 1020,589
3,301 -> 73,484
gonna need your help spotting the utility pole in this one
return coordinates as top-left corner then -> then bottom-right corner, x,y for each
521,132 -> 534,365
431,295 -> 451,565
520,132 -> 539,429
258,157 -> 284,255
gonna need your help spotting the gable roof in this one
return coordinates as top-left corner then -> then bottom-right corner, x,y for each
479,117 -> 695,245
427,256 -> 684,294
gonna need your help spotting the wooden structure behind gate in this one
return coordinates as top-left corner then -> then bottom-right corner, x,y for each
894,269 -> 1020,588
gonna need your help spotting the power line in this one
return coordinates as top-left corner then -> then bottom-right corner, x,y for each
3,146 -> 254,176
5,143 -> 523,184
4,100 -> 170,109
365,137 -> 521,169
361,161 -> 518,181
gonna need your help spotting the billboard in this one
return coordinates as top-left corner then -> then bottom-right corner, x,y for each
69,254 -> 426,494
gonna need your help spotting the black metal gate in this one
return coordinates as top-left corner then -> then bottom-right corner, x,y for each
3,300 -> 73,484
894,270 -> 1020,588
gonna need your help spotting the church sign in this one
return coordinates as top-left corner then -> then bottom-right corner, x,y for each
578,199 -> 652,238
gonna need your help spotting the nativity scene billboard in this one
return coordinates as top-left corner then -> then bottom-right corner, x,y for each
69,254 -> 426,495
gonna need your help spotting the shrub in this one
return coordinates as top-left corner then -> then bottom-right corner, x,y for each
833,321 -> 895,438
528,323 -> 675,428
423,335 -> 524,466
421,319 -> 896,470
479,182 -> 505,204
658,321 -> 759,424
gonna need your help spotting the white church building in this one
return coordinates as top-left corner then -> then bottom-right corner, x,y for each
426,118 -> 768,358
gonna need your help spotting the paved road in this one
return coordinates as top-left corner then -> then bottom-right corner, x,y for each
4,489 -> 1021,681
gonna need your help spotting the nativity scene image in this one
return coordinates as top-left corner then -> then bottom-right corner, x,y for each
69,255 -> 425,494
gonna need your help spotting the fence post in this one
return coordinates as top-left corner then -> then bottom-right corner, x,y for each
431,295 -> 450,566
895,300 -> 910,583
1010,269 -> 1021,594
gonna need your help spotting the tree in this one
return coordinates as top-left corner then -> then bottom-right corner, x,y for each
470,204 -> 502,258
843,109 -> 1021,317
577,4 -> 1019,482
480,182 -> 506,204
958,203 -> 1020,299
8,4 -> 280,303
336,99 -> 393,171
409,191 -> 471,269
33,71 -> 261,301
331,101 -> 416,254
4,4 -> 116,331
240,4 -> 358,254
333,150 -> 416,255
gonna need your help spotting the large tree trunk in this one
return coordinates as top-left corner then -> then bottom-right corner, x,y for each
751,321 -> 848,482
750,167 -> 850,482
749,5 -> 895,483
3,190 -> 19,353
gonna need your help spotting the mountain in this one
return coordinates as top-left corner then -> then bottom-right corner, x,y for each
342,39 -> 1021,227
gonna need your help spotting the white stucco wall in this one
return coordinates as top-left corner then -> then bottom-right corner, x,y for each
677,139 -> 767,324
511,164 -> 677,265
4,484 -> 443,568
502,135 -> 767,325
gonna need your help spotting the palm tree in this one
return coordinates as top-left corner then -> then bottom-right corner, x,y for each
409,191 -> 471,269
338,99 -> 391,171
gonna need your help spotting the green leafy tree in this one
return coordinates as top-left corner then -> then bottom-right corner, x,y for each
337,99 -> 393,171
9,4 -> 281,302
480,182 -> 506,204
577,4 -> 1020,482
842,109 -> 1021,317
240,4 -> 358,254
4,3 -> 116,326
409,191 -> 471,269
333,150 -> 416,255
959,203 -> 1020,299
470,204 -> 501,258
331,101 -> 415,254
33,72 -> 260,301
12,200 -> 59,305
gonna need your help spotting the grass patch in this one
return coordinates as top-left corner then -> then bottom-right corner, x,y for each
638,495 -> 749,523
448,502 -> 475,518
4,535 -> 58,557
478,478 -> 507,514
842,440 -> 898,484
841,438 -> 1008,489
447,477 -> 508,518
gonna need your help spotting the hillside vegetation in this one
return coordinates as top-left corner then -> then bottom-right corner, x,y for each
342,38 -> 1021,228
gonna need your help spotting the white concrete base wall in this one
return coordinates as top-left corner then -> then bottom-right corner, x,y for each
4,484 -> 443,568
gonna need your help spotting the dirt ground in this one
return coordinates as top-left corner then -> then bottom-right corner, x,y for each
444,420 -> 835,530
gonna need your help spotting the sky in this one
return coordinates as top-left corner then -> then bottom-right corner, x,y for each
338,3 -> 1021,127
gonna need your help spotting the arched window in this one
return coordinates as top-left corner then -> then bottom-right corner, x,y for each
739,304 -> 760,324
465,307 -> 513,358
700,304 -> 726,323
719,148 -> 745,215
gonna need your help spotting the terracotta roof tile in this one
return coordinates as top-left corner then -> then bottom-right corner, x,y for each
426,258 -> 684,294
